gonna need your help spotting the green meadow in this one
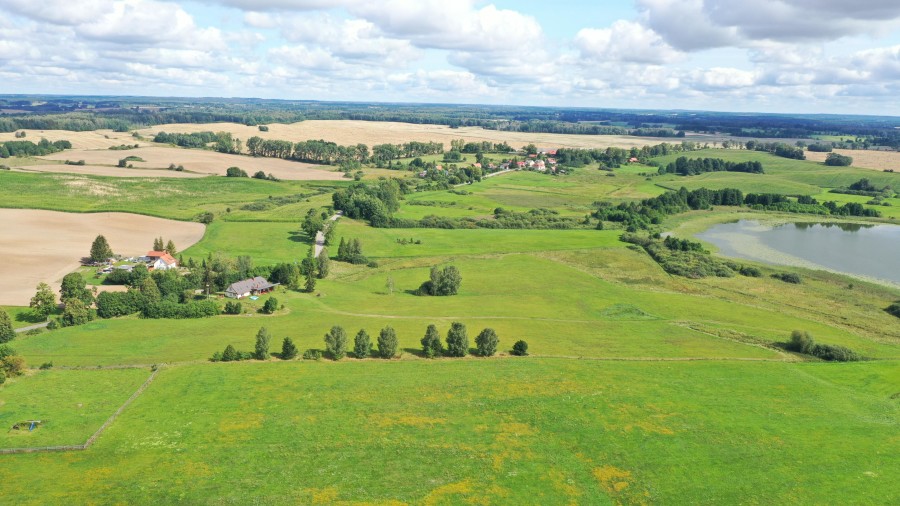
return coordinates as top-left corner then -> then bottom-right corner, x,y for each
1,143 -> 899,503
0,360 -> 896,504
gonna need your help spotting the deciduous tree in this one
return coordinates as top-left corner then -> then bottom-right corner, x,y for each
29,282 -> 56,320
475,328 -> 499,357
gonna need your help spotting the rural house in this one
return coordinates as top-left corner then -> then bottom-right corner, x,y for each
145,251 -> 178,270
225,277 -> 277,299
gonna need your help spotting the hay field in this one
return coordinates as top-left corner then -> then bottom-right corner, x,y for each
39,146 -> 345,181
0,129 -> 147,150
805,148 -> 900,171
11,164 -> 208,179
135,120 -> 715,150
0,209 -> 205,306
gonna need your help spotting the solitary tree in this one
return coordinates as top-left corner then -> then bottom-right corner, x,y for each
0,310 -> 15,344
377,326 -> 399,358
324,325 -> 348,360
281,337 -> 298,360
475,328 -> 499,357
254,327 -> 271,360
421,324 -> 442,358
89,235 -> 114,263
29,282 -> 56,320
354,329 -> 371,358
165,240 -> 178,256
445,322 -> 469,357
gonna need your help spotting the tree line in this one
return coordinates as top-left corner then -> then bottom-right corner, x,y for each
0,139 -> 71,158
658,156 -> 764,176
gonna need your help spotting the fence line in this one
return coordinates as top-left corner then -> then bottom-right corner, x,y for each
0,368 -> 159,455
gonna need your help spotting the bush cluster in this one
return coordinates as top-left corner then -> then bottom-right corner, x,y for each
786,330 -> 860,361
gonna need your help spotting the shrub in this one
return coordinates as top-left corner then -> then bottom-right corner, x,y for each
39,361 -> 53,370
96,291 -> 142,318
421,324 -> 442,358
0,370 -> 5,385
824,153 -> 853,166
788,330 -> 815,354
141,300 -> 219,319
324,325 -> 348,360
445,322 -> 469,357
353,329 -> 371,358
226,166 -> 248,177
377,326 -> 399,358
511,340 -> 529,356
281,337 -> 298,360
772,272 -> 801,284
475,328 -> 499,357
739,266 -> 762,277
786,330 -> 860,361
46,319 -> 60,330
302,349 -> 322,360
224,301 -> 242,315
221,344 -> 240,362
886,303 -> 900,319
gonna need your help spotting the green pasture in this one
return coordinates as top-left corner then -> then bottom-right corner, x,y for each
0,368 -> 149,448
0,359 -> 896,504
14,247 -> 898,368
182,221 -> 312,265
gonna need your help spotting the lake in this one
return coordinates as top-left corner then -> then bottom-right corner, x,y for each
696,220 -> 900,286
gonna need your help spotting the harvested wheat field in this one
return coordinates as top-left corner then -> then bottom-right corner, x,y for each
39,146 -> 345,180
135,120 -> 730,150
0,209 -> 206,306
0,129 -> 148,150
12,164 -> 208,178
805,148 -> 900,171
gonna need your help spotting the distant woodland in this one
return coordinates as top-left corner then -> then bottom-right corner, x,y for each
1,95 -> 899,147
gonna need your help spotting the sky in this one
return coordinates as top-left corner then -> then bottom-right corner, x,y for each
1,0 -> 899,115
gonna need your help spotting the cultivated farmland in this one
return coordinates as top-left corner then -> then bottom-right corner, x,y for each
0,209 -> 205,305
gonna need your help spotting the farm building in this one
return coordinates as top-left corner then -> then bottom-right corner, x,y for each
145,251 -> 178,270
225,277 -> 277,299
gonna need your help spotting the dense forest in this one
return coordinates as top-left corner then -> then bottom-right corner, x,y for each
2,95 -> 899,146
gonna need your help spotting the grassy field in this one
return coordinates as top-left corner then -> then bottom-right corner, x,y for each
0,368 -> 150,448
2,131 -> 899,504
0,359 -> 896,504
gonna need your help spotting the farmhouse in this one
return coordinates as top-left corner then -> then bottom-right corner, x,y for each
145,251 -> 177,270
225,276 -> 277,299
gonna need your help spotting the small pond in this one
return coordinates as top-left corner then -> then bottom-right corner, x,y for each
696,220 -> 900,286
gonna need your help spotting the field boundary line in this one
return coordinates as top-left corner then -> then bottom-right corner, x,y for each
0,368 -> 159,455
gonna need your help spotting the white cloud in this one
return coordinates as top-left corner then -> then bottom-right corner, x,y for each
575,20 -> 683,64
